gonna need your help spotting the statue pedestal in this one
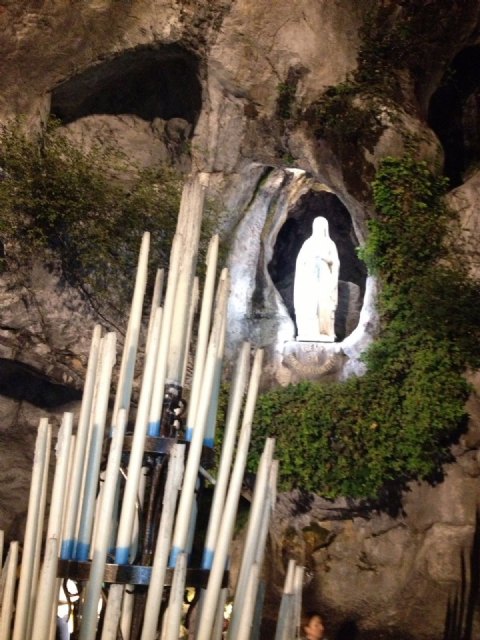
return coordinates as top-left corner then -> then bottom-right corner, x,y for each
274,339 -> 343,384
296,334 -> 335,343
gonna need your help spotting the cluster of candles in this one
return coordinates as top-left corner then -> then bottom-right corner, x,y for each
0,175 -> 304,640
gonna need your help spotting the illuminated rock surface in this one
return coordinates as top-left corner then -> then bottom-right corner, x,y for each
1,2 -> 480,638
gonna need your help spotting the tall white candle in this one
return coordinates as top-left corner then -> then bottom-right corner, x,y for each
202,342 -> 250,569
251,581 -> 266,640
61,325 -> 102,560
293,564 -> 305,639
211,588 -> 228,640
129,464 -> 148,564
188,267 -> 228,444
61,433 -> 76,541
166,177 -> 205,386
148,234 -> 181,436
111,231 -> 150,429
235,563 -> 260,640
181,275 -> 199,387
122,463 -> 149,640
115,308 -> 162,565
79,409 -> 127,640
145,268 -> 164,354
100,583 -> 125,640
120,589 -> 134,640
274,560 -> 296,640
47,413 -> 73,540
195,350 -> 264,640
229,438 -> 275,640
29,415 -> 73,640
128,294 -> 161,564
128,305 -> 162,563
246,460 -> 276,640
0,541 -> 18,640
50,436 -> 77,640
255,460 -> 278,572
141,444 -> 185,640
12,418 -> 49,640
27,422 -> 52,640
285,558 -> 296,593
100,307 -> 160,639
75,332 -> 116,561
169,274 -> 229,567
186,234 -> 219,437
204,309 -> 227,447
163,551 -> 187,640
30,538 -> 59,640
79,342 -> 106,556
274,593 -> 294,640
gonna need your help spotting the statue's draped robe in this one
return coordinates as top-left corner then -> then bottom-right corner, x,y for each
293,217 -> 340,341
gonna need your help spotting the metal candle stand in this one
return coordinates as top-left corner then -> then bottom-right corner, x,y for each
1,186 -> 282,640
58,385 -> 228,640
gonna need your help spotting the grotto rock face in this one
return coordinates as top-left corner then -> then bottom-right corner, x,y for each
224,165 -> 374,386
447,171 -> 480,281
0,259 -> 95,541
1,2 -> 480,638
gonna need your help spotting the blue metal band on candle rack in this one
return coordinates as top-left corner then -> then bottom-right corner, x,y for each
203,437 -> 214,448
60,539 -> 75,560
201,548 -> 214,570
74,542 -> 90,562
120,435 -> 215,468
185,426 -> 193,442
57,559 -> 229,587
122,435 -> 175,455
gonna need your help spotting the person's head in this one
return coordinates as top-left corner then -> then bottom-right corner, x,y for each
303,611 -> 325,640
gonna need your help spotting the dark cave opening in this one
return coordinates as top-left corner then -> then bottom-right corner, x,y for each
0,358 -> 81,408
268,190 -> 367,342
50,44 -> 202,127
428,46 -> 480,188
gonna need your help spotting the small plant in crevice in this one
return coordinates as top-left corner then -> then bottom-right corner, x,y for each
276,81 -> 297,120
275,66 -> 306,122
247,156 -> 480,500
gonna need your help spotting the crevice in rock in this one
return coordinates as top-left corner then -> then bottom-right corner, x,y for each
50,44 -> 202,126
428,45 -> 480,188
0,358 -> 82,408
267,189 -> 367,342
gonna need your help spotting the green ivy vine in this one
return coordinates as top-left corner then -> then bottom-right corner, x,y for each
247,156 -> 480,500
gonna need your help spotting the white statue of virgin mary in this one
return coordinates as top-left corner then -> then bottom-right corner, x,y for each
293,216 -> 340,342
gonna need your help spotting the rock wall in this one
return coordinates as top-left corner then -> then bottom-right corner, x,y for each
265,388 -> 480,638
1,2 -> 480,638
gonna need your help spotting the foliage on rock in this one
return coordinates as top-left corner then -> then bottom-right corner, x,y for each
301,2 -> 476,199
0,120 -> 184,314
248,156 -> 480,499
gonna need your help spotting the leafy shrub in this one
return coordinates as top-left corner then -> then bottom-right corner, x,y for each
248,156 -> 480,499
0,119 -> 184,313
